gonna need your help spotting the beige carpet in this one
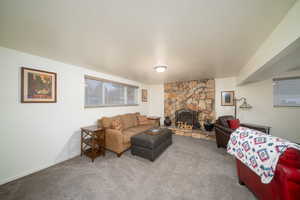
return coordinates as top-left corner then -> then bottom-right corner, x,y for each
0,135 -> 256,200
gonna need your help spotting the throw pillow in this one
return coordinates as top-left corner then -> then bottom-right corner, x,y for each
228,119 -> 240,130
137,115 -> 150,125
111,118 -> 123,131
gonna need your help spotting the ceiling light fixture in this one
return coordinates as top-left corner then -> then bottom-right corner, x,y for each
154,65 -> 167,73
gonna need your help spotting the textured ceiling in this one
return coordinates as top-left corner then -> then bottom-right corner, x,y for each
0,0 -> 296,83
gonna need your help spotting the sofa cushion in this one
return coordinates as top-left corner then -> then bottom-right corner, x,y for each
121,114 -> 137,129
130,113 -> 139,127
132,113 -> 140,126
127,125 -> 154,133
122,125 -> 154,145
122,129 -> 139,145
228,119 -> 240,129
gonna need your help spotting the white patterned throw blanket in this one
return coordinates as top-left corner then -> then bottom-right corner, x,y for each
227,127 -> 300,184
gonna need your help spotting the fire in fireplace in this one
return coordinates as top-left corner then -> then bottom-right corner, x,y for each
175,109 -> 201,129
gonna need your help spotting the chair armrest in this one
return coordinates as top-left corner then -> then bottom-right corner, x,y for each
215,124 -> 234,134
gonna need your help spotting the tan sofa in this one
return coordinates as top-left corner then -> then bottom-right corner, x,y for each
99,113 -> 157,157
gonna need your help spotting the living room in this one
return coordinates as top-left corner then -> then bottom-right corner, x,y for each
1,1 -> 300,200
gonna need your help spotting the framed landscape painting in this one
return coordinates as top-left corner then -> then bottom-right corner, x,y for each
21,67 -> 57,103
221,91 -> 234,106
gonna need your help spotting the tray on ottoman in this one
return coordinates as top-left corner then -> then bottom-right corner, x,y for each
131,128 -> 172,161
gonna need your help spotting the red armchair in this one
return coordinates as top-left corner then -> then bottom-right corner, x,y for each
236,148 -> 300,200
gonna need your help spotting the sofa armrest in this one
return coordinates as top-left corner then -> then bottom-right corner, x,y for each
215,124 -> 234,135
105,129 -> 123,146
150,119 -> 160,127
147,120 -> 156,125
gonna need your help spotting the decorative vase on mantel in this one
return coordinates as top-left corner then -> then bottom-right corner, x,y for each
164,116 -> 172,126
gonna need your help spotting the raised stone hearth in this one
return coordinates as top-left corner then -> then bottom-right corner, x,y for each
166,126 -> 216,141
164,79 -> 215,127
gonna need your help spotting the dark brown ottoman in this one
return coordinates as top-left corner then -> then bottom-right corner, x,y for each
131,128 -> 172,161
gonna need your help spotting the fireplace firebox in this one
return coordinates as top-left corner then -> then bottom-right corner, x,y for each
175,109 -> 201,129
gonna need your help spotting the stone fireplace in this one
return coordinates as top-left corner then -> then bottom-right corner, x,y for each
164,79 -> 215,128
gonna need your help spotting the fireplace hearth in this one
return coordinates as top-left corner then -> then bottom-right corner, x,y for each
175,109 -> 201,129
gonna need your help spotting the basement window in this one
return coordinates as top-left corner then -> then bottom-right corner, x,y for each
273,77 -> 300,107
84,75 -> 138,108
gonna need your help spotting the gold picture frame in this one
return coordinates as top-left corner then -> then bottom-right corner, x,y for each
21,67 -> 57,103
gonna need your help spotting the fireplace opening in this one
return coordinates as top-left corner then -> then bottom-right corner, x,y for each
175,109 -> 201,129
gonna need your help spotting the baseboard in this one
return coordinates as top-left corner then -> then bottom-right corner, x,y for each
0,153 -> 80,186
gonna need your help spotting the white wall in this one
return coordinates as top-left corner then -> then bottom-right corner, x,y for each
216,72 -> 300,143
0,47 -> 149,185
238,0 -> 300,84
148,84 -> 164,125
215,77 -> 236,118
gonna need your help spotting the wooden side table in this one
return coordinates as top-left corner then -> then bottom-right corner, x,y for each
147,116 -> 161,126
81,125 -> 105,162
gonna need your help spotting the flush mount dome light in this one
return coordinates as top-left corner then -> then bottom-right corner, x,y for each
154,65 -> 167,72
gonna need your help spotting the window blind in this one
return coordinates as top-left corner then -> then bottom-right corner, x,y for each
273,77 -> 300,107
85,76 -> 138,107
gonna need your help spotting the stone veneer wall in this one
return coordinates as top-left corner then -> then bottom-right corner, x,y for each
164,79 -> 215,127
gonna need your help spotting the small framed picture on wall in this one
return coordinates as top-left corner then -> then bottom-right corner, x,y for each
141,89 -> 148,102
221,91 -> 234,106
21,67 -> 57,103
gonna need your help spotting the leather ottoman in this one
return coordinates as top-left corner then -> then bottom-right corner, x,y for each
131,128 -> 172,161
